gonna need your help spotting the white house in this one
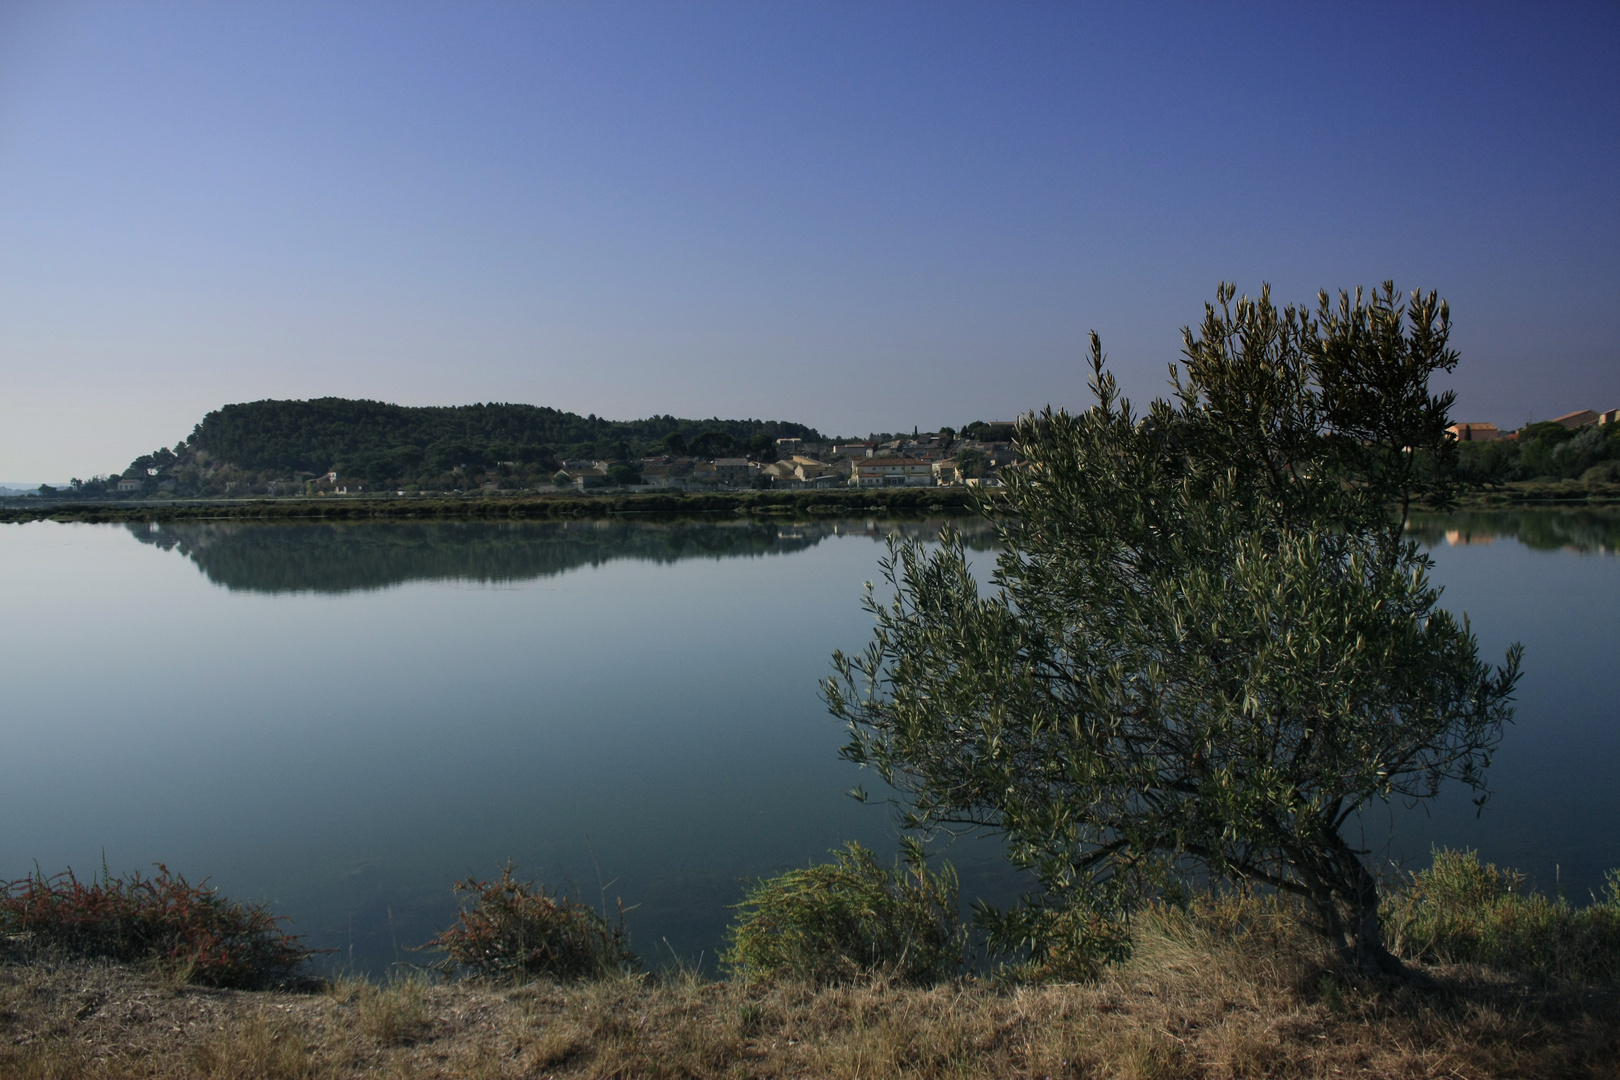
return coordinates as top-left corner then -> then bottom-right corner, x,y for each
851,458 -> 933,487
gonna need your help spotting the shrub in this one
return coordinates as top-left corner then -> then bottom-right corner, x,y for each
723,841 -> 965,985
1581,460 -> 1620,484
424,863 -> 637,981
976,894 -> 1132,983
0,864 -> 315,988
1385,849 -> 1620,983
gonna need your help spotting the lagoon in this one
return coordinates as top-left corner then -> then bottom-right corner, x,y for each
0,512 -> 1615,974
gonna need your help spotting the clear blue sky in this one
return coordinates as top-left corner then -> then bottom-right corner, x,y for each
2,1 -> 1615,480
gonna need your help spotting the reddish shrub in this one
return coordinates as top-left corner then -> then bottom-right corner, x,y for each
425,863 -> 637,981
0,864 -> 316,988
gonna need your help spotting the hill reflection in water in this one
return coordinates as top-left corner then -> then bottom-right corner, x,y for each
1406,509 -> 1620,554
127,518 -> 1000,594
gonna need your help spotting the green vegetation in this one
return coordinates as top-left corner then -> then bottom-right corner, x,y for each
828,283 -> 1522,980
423,864 -> 637,982
1457,417 -> 1620,485
1447,477 -> 1620,508
951,445 -> 988,479
722,842 -> 965,986
1386,849 -> 1620,984
0,865 -> 316,989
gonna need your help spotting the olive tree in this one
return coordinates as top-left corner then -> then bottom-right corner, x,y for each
827,283 -> 1521,978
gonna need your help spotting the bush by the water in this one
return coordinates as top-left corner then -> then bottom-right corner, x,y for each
723,841 -> 965,985
1386,848 -> 1620,983
425,863 -> 637,981
0,865 -> 314,988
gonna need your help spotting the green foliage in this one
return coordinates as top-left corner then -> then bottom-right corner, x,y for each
722,841 -> 965,985
1386,850 -> 1620,984
953,447 -> 988,479
1456,419 -> 1620,483
424,863 -> 637,982
828,282 -> 1522,980
604,462 -> 642,486
977,892 -> 1132,982
1582,460 -> 1620,483
188,399 -> 821,475
0,865 -> 316,988
961,421 -> 1016,442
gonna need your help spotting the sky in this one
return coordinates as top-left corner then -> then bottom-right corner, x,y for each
1,1 -> 1616,482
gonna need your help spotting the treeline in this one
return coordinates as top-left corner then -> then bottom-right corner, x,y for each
73,398 -> 827,497
1458,421 -> 1620,485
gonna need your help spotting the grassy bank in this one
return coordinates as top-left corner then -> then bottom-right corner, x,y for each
5,903 -> 1617,1079
0,488 -> 980,526
5,852 -> 1619,1078
1445,479 -> 1620,509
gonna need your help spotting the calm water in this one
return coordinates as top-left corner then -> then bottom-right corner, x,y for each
0,512 -> 1615,973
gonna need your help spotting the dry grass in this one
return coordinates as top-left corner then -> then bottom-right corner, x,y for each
4,911 -> 1617,1079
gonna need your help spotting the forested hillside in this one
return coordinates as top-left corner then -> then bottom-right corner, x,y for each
79,398 -> 827,497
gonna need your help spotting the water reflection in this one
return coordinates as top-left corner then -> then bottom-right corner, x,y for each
23,507 -> 1600,970
1407,509 -> 1620,554
127,518 -> 999,594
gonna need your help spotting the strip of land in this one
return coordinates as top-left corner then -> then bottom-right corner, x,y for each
0,488 -> 981,525
5,932 -> 1615,1079
7,480 -> 1620,526
1448,479 -> 1620,509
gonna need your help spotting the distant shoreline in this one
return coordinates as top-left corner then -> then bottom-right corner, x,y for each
0,487 -> 983,525
1444,479 -> 1620,510
4,480 -> 1618,526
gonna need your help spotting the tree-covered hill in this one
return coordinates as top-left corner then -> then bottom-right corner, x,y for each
87,398 -> 827,497
189,398 -> 823,474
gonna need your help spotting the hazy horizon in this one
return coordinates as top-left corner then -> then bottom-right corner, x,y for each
3,1 -> 1616,480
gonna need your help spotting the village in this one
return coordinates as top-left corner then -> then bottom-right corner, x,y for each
552,427 -> 1026,494
1446,407 -> 1620,442
551,406 -> 1620,496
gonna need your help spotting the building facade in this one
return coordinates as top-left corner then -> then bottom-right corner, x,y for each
851,458 -> 934,487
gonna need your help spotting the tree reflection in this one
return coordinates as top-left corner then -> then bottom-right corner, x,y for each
127,518 -> 999,594
1406,510 -> 1620,553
